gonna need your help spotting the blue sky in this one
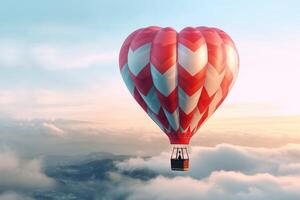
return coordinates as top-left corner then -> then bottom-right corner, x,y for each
1,0 -> 300,38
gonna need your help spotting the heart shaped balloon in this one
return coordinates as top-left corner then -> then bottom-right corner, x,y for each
119,26 -> 239,144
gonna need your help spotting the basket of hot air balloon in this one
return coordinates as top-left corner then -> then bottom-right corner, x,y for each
119,26 -> 239,171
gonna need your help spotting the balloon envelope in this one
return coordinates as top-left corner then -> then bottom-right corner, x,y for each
119,26 -> 239,144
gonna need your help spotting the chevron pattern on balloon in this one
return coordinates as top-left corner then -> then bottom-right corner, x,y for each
177,27 -> 209,136
150,28 -> 179,132
151,65 -> 177,97
119,26 -> 239,144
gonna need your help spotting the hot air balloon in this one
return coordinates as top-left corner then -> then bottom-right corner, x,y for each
119,26 -> 239,171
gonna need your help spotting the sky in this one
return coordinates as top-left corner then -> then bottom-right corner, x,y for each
1,0 -> 300,146
0,0 -> 300,150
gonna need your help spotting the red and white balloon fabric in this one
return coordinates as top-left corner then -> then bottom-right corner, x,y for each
119,26 -> 239,144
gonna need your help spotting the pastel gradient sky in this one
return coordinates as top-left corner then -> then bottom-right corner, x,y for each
0,0 -> 300,146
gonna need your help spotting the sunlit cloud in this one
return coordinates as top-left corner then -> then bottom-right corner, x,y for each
115,144 -> 300,200
43,122 -> 65,137
117,144 -> 300,177
125,172 -> 300,200
2,143 -> 298,200
0,150 -> 55,190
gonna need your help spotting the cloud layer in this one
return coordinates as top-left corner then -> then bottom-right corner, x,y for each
1,143 -> 300,199
118,144 -> 300,177
126,172 -> 300,200
0,150 -> 55,192
117,144 -> 300,200
2,118 -> 300,159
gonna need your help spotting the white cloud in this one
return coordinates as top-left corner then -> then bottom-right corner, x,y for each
117,144 -> 300,178
126,172 -> 300,200
43,122 -> 65,137
117,152 -> 171,174
117,144 -> 300,200
0,150 -> 55,191
1,142 -> 300,199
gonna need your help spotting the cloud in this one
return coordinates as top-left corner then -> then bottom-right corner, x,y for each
2,117 -> 300,159
0,150 -> 55,191
117,144 -> 300,178
116,144 -> 300,200
0,192 -> 34,200
126,172 -> 300,200
0,118 -> 168,157
31,45 -> 117,69
43,122 -> 65,137
0,80 -> 135,121
3,143 -> 298,200
0,41 -> 117,70
117,152 -> 171,174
